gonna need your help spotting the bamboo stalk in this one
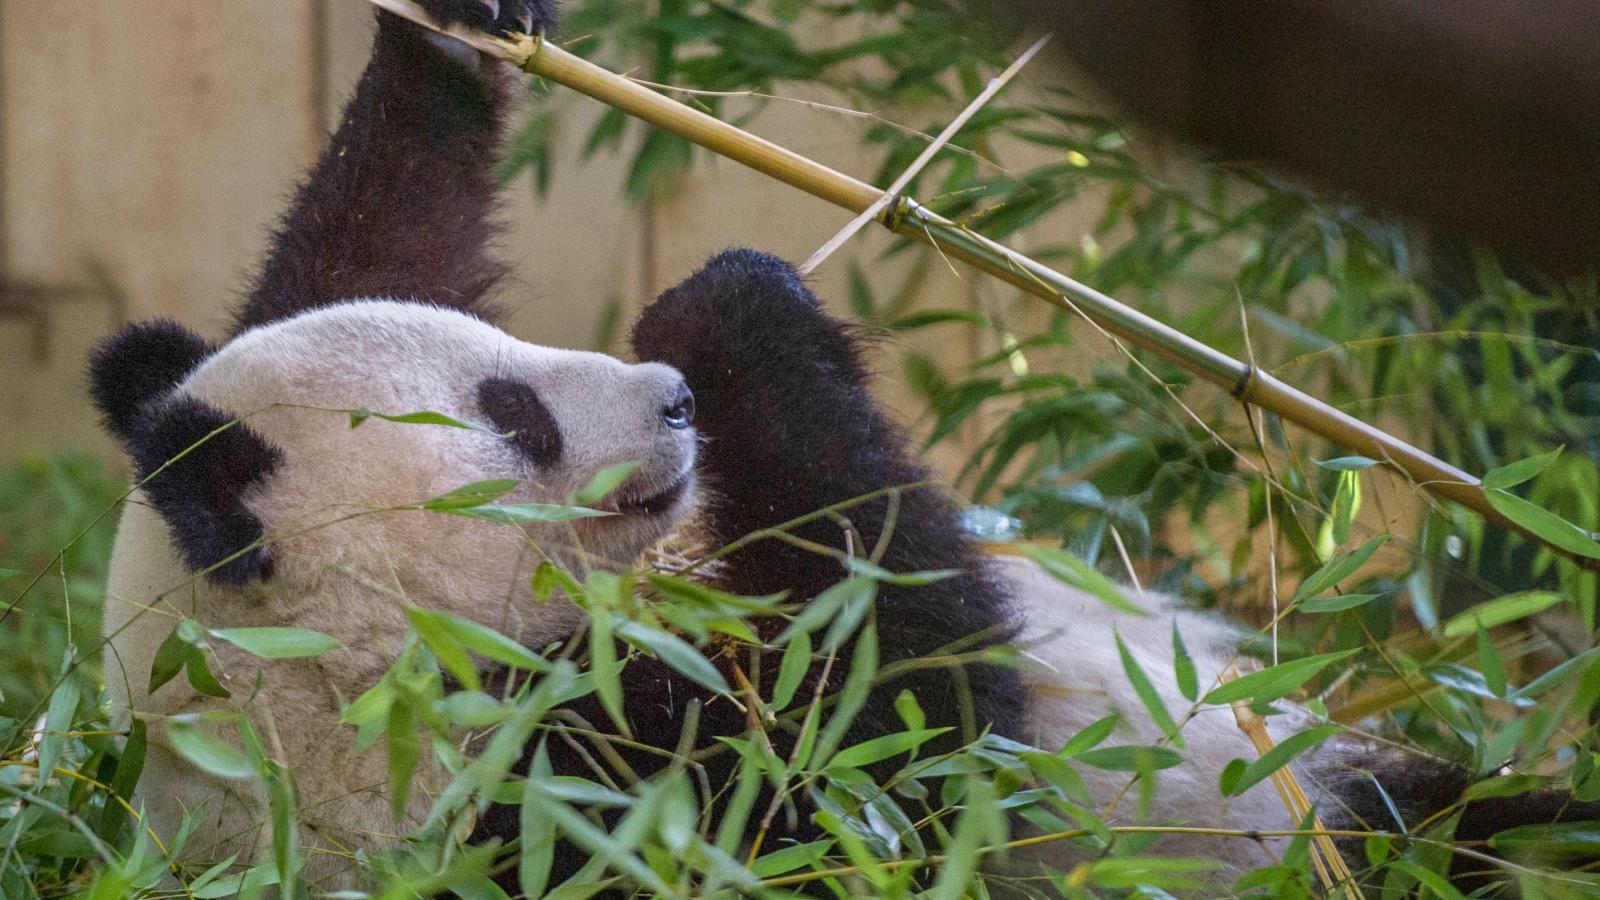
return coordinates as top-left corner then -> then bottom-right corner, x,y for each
363,0 -> 1584,567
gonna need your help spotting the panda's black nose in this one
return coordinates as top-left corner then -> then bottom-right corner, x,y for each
662,382 -> 695,430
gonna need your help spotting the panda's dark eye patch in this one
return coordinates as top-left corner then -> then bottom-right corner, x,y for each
477,377 -> 562,468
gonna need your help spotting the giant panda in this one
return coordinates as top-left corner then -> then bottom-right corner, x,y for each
87,0 -> 1597,893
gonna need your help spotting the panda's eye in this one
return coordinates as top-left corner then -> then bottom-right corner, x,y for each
477,378 -> 562,467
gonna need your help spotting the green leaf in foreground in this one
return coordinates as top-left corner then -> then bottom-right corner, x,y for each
1486,489 -> 1600,559
1074,744 -> 1186,771
1220,725 -> 1342,797
210,627 -> 342,659
1512,646 -> 1600,700
407,605 -> 550,681
616,620 -> 729,693
1481,447 -> 1562,492
1116,630 -> 1182,747
589,605 -> 629,739
1314,456 -> 1378,472
168,720 -> 254,780
574,461 -> 640,506
1292,536 -> 1388,603
769,630 -> 812,712
1172,624 -> 1198,701
1021,545 -> 1146,615
420,479 -> 521,510
1203,650 -> 1358,705
1297,593 -> 1380,614
1489,821 -> 1600,865
434,502 -> 612,524
349,407 -> 503,435
1441,591 -> 1564,638
826,727 -> 952,771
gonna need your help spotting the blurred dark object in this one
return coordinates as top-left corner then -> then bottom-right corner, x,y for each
1000,0 -> 1600,278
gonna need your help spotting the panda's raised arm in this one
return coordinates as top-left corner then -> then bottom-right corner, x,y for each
234,2 -> 553,333
631,251 -> 1022,678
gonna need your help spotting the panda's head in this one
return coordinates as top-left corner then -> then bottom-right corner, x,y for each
89,300 -> 696,645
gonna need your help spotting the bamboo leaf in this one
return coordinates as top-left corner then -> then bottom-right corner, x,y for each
820,577 -> 876,650
1220,725 -> 1341,797
1297,593 -> 1380,613
616,620 -> 729,693
210,627 -> 342,659
1292,536 -> 1388,602
167,720 -> 254,780
749,840 -> 833,878
407,606 -> 549,675
1172,624 -> 1198,701
1021,545 -> 1146,615
770,630 -> 812,712
1486,489 -> 1600,559
386,698 -> 419,820
1059,714 -> 1120,758
1477,622 -> 1507,697
437,502 -> 612,525
1203,650 -> 1358,705
574,462 -> 640,506
1482,448 -> 1563,491
405,607 -> 481,691
350,407 -> 501,435
826,727 -> 952,771
588,606 -> 630,738
420,479 -> 521,510
1441,591 -> 1564,638
1314,456 -> 1378,471
1116,630 -> 1182,748
520,744 -> 557,899
1074,744 -> 1185,771
1513,646 -> 1600,700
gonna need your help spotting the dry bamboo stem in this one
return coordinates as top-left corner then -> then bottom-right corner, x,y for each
1226,668 -> 1362,898
363,0 -> 1584,568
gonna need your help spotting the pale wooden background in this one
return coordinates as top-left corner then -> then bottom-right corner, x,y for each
0,0 -> 1101,470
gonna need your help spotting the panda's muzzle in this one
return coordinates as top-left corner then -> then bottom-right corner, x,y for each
612,473 -> 692,517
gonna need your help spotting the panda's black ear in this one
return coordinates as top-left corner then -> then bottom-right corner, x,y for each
88,320 -> 216,440
127,397 -> 283,586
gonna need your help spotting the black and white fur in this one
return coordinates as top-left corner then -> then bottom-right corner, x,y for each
90,2 -> 1598,892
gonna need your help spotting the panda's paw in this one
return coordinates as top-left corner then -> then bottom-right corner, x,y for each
414,0 -> 556,37
402,1 -> 555,67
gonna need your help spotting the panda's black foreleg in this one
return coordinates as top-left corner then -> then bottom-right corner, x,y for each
631,248 -> 1027,760
234,2 -> 553,333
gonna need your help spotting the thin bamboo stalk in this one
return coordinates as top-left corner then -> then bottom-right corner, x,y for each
363,0 -> 1583,568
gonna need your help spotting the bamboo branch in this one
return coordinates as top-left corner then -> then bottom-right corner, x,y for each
361,0 -> 1591,570
798,33 -> 1050,275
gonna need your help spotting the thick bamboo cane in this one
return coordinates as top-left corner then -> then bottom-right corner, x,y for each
365,0 -> 1587,567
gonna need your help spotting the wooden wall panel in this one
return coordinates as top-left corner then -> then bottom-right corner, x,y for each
0,0 -> 320,460
0,0 -> 1095,477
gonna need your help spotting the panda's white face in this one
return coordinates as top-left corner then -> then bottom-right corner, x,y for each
108,300 -> 697,687
193,299 -> 695,572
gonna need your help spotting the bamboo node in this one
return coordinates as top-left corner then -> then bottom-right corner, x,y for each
879,194 -> 910,232
1232,363 -> 1258,400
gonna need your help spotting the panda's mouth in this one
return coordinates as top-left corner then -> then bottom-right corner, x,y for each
607,473 -> 692,518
